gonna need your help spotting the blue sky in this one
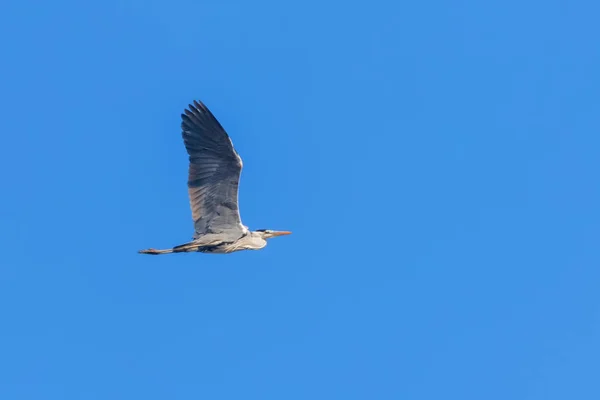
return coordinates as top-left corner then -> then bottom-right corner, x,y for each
1,0 -> 599,398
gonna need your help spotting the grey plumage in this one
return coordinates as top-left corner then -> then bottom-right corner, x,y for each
182,101 -> 244,240
139,100 -> 291,255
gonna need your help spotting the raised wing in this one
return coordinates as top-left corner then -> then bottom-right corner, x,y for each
181,100 -> 245,238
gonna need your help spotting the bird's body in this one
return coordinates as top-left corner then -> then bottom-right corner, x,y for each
140,230 -> 266,254
139,100 -> 290,255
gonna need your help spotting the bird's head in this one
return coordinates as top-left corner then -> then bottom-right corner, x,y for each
254,229 -> 292,239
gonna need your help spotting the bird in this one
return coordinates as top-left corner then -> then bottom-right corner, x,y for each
138,100 -> 291,255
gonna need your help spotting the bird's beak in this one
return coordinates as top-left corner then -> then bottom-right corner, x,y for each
269,230 -> 292,237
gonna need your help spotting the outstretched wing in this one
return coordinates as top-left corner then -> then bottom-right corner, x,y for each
181,100 -> 245,238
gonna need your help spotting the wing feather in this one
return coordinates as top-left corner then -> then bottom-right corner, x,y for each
181,100 -> 244,238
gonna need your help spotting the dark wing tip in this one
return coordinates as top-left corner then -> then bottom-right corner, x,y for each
185,100 -> 210,116
179,99 -> 242,166
181,101 -> 204,131
192,99 -> 204,110
181,99 -> 225,131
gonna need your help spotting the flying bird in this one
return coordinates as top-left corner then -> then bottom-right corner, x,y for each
139,100 -> 291,255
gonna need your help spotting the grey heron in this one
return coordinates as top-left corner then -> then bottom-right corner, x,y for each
139,100 -> 291,255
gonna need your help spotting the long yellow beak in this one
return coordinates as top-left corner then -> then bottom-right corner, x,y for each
270,231 -> 292,237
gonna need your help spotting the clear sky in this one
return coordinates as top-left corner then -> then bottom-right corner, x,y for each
1,0 -> 599,399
